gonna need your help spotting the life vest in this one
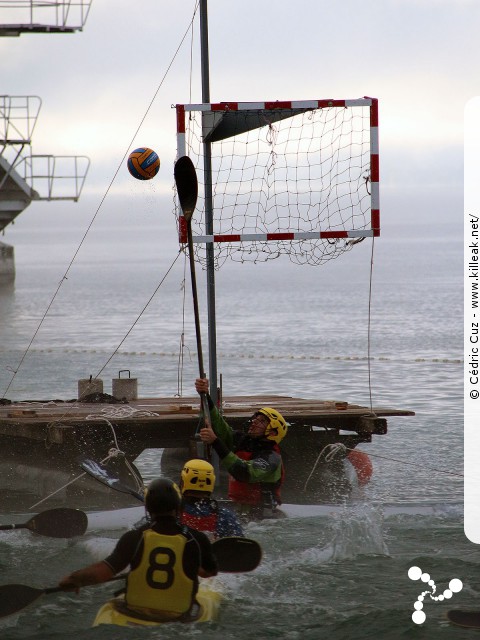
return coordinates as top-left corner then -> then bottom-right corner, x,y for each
228,448 -> 284,506
180,508 -> 218,535
125,530 -> 195,617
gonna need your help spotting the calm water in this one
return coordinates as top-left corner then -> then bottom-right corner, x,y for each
0,212 -> 469,638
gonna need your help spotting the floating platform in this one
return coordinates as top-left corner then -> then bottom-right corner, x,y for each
0,394 -> 414,509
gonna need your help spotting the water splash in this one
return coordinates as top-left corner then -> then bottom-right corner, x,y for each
310,503 -> 390,563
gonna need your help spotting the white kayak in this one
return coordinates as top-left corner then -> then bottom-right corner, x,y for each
86,502 -> 461,532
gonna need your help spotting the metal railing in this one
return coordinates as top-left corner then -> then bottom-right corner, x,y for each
0,95 -> 90,201
17,153 -> 90,200
0,95 -> 41,145
0,0 -> 92,35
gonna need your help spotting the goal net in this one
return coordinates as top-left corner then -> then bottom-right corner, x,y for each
175,98 -> 379,268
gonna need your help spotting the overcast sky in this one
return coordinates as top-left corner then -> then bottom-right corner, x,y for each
0,0 -> 476,247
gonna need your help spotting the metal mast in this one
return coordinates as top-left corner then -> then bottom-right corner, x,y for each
199,0 -> 218,404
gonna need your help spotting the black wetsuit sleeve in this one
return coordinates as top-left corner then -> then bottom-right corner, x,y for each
211,436 -> 230,459
103,529 -> 143,574
205,393 -> 215,410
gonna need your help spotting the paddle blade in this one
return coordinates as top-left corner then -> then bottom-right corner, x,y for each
26,508 -> 88,538
0,575 -> 127,619
81,458 -> 145,502
0,584 -> 45,618
447,610 -> 480,629
212,537 -> 262,573
174,156 -> 198,222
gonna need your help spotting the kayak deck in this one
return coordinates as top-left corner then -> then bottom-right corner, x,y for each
92,582 -> 222,627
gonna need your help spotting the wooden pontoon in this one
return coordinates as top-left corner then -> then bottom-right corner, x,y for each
0,394 -> 414,508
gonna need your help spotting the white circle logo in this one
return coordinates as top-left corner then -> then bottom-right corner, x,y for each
408,566 -> 463,625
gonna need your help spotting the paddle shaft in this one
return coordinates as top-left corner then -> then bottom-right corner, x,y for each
187,220 -> 207,380
187,218 -> 213,430
46,573 -> 128,597
177,156 -> 212,460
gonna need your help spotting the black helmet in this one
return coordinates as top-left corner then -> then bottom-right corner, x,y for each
145,478 -> 182,515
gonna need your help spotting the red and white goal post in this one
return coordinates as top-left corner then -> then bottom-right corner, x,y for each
175,98 -> 379,267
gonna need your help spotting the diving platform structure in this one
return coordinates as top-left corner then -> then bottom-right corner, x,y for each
0,96 -> 90,280
0,2 -> 92,280
0,0 -> 92,37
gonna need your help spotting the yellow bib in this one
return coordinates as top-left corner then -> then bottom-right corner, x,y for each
126,530 -> 196,616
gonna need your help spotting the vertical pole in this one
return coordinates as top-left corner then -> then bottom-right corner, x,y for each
199,0 -> 218,405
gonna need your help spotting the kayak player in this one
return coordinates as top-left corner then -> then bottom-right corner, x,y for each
195,377 -> 288,519
179,458 -> 244,539
58,478 -> 218,622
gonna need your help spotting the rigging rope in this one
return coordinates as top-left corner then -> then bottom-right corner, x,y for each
94,249 -> 183,379
5,247 -> 185,435
174,1 -> 198,398
303,443 -> 463,493
29,418 -> 145,509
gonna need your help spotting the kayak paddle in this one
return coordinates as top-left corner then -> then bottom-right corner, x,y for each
80,458 -> 145,501
174,155 -> 212,460
447,610 -> 480,629
0,537 -> 260,619
0,573 -> 127,619
212,536 -> 262,573
0,508 -> 88,538
0,583 -> 62,618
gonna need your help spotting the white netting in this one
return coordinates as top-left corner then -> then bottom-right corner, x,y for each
175,101 -> 377,268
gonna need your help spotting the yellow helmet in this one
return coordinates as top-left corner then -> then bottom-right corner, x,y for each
257,407 -> 288,444
181,459 -> 216,494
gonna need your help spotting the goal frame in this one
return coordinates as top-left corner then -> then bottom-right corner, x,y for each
175,98 -> 379,246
